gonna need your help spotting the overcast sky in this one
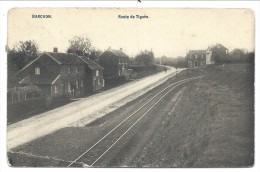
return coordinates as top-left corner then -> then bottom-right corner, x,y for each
8,8 -> 255,58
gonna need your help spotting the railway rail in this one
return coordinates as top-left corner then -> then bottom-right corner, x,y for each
67,75 -> 205,167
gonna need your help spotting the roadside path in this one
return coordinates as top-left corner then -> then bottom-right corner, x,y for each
8,67 -> 183,150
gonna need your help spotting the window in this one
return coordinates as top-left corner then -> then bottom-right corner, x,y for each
76,66 -> 79,73
54,85 -> 59,94
68,82 -> 71,93
98,78 -> 101,85
75,80 -> 79,89
119,69 -> 121,76
122,64 -> 125,70
80,80 -> 84,88
67,66 -> 71,74
195,54 -> 198,59
35,67 -> 40,75
96,70 -> 99,76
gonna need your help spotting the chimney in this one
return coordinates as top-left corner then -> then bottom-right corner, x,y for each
53,47 -> 58,52
108,46 -> 111,50
120,48 -> 123,51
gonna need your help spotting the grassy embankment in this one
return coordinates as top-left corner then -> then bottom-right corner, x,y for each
136,63 -> 254,167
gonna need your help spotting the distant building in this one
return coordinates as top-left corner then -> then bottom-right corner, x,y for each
187,44 -> 229,68
99,47 -> 130,79
16,48 -> 104,99
187,50 -> 206,68
206,44 -> 229,64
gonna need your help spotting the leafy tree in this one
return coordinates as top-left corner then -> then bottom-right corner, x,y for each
224,48 -> 254,63
67,35 -> 92,56
8,40 -> 39,70
246,52 -> 254,63
7,40 -> 39,87
229,48 -> 247,62
88,48 -> 102,61
155,55 -> 187,68
135,50 -> 155,66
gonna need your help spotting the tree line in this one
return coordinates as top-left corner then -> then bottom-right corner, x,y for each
7,35 -> 155,87
155,48 -> 254,68
154,55 -> 187,68
216,49 -> 254,64
7,35 -> 254,87
8,35 -> 156,72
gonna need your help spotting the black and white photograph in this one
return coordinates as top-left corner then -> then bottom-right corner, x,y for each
1,1 -> 259,170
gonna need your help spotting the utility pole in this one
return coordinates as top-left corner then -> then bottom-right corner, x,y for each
176,67 -> 178,78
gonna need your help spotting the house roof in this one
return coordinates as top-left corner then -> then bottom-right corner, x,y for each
102,49 -> 128,58
17,52 -> 102,75
78,56 -> 104,70
46,52 -> 85,65
187,50 -> 206,54
19,74 -> 60,85
207,44 -> 228,50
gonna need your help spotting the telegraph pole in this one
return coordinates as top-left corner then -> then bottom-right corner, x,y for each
176,66 -> 178,78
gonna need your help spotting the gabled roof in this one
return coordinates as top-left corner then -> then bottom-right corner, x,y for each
19,74 -> 60,85
46,52 -> 86,65
78,56 -> 104,70
207,44 -> 228,50
16,53 -> 61,75
187,50 -> 206,54
110,49 -> 128,57
17,52 -> 102,75
102,49 -> 129,58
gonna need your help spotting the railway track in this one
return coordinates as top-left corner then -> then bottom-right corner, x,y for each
67,75 -> 205,167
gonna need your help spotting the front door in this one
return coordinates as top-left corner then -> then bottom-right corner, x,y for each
194,60 -> 198,67
93,79 -> 96,92
61,84 -> 65,94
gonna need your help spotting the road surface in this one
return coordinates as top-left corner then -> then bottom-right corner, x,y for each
7,67 -> 184,150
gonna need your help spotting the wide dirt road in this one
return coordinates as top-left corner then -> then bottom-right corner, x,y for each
7,67 -> 181,150
8,64 -> 254,167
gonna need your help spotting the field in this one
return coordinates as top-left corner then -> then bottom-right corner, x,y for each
133,64 -> 254,167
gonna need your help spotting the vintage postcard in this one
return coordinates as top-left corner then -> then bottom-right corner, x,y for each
5,7 -> 255,168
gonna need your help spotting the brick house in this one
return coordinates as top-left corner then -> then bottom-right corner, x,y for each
206,44 -> 229,64
16,49 -> 104,99
187,50 -> 206,68
99,47 -> 130,79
